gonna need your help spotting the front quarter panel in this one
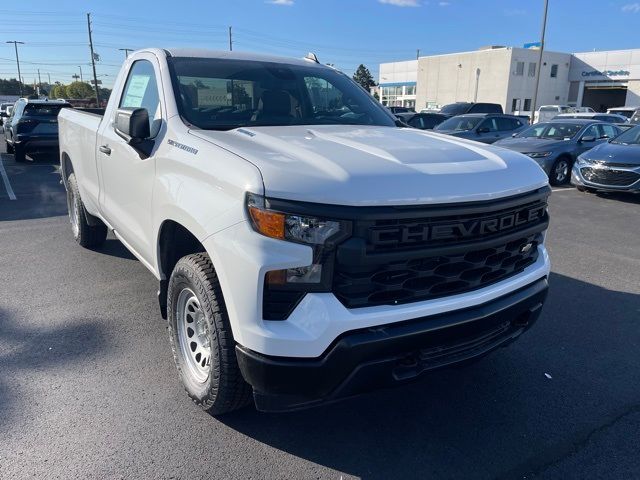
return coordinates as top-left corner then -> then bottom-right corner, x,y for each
152,123 -> 264,274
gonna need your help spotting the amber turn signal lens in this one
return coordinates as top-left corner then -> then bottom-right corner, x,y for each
248,206 -> 285,240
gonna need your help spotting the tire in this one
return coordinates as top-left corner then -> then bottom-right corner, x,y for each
66,173 -> 108,248
576,185 -> 596,193
549,157 -> 571,186
13,144 -> 25,163
167,252 -> 252,415
5,141 -> 14,154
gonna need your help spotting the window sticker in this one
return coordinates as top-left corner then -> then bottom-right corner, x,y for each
122,75 -> 150,108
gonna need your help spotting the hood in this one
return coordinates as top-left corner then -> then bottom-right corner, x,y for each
432,129 -> 472,137
191,125 -> 549,206
583,142 -> 640,166
494,136 -> 568,153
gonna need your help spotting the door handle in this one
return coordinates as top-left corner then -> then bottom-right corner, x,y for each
99,145 -> 111,155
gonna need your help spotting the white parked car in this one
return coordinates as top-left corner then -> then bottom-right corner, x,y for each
534,105 -> 573,123
58,48 -> 551,414
607,107 -> 638,121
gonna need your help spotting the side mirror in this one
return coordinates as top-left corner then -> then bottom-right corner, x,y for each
477,127 -> 490,134
580,135 -> 596,143
115,107 -> 150,140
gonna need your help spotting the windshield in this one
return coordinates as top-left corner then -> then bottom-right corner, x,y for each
23,103 -> 70,116
439,103 -> 470,115
517,122 -> 583,140
434,115 -> 482,131
168,57 -> 395,130
610,125 -> 640,145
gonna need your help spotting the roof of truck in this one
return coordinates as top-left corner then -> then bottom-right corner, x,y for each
163,48 -> 322,67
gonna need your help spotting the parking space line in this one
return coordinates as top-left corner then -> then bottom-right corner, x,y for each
0,155 -> 17,200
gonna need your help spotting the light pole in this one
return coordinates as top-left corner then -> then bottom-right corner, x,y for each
79,66 -> 83,82
6,40 -> 24,96
531,0 -> 549,124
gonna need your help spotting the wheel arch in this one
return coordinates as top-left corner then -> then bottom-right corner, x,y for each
60,151 -> 74,188
156,219 -> 208,319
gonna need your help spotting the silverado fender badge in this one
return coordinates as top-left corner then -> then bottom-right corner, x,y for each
167,139 -> 198,155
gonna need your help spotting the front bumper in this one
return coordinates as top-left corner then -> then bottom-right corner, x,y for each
237,277 -> 548,412
571,163 -> 640,192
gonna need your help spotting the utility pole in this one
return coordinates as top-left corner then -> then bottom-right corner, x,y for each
47,72 -> 51,84
37,69 -> 42,95
79,66 -> 83,82
228,26 -> 233,51
416,49 -> 420,60
87,13 -> 100,106
530,0 -> 549,124
6,41 -> 25,96
119,48 -> 133,59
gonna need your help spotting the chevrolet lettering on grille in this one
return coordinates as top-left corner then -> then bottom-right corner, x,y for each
371,205 -> 546,246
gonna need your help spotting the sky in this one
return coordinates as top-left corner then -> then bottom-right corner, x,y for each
1,0 -> 639,89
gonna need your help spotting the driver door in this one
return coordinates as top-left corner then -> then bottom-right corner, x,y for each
97,56 -> 164,264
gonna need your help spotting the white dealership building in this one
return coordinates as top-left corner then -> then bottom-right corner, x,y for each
379,46 -> 640,113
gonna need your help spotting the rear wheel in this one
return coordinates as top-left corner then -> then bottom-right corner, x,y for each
66,173 -> 108,248
550,157 -> 571,186
167,253 -> 252,415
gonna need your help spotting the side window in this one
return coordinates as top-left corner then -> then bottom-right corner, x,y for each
408,116 -> 423,129
496,117 -> 520,131
600,124 -> 618,139
582,125 -> 599,138
422,115 -> 440,129
479,118 -> 498,132
119,60 -> 162,137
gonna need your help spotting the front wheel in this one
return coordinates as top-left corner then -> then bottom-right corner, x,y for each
66,173 -> 108,248
550,157 -> 571,186
167,253 -> 252,415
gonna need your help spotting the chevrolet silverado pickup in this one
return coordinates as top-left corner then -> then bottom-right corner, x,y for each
58,49 -> 551,414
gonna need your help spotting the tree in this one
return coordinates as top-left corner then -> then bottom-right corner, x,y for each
0,78 -> 35,96
352,65 -> 376,90
65,81 -> 94,99
50,83 -> 67,99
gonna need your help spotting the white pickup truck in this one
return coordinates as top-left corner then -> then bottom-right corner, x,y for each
58,48 -> 551,414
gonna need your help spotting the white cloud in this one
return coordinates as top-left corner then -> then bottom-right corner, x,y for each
266,0 -> 294,5
622,2 -> 640,12
379,0 -> 421,7
438,1 -> 450,5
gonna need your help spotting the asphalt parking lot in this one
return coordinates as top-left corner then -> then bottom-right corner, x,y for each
0,139 -> 639,480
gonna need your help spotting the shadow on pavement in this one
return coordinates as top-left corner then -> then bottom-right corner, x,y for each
219,272 -> 640,479
97,238 -> 137,261
0,308 -> 110,430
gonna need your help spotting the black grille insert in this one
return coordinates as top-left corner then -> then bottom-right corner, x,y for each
332,190 -> 548,309
581,167 -> 640,187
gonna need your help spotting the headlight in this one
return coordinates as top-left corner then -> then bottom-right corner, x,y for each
246,193 -> 343,245
525,152 -> 552,158
576,155 -> 592,166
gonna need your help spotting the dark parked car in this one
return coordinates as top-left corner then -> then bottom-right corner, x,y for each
4,98 -> 71,162
433,113 -> 527,143
439,102 -> 503,116
387,106 -> 414,114
396,112 -> 449,130
572,125 -> 640,193
494,119 -> 621,185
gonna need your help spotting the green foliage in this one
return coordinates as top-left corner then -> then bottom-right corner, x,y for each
352,65 -> 377,90
65,81 -> 94,99
50,84 -> 67,99
0,78 -> 35,96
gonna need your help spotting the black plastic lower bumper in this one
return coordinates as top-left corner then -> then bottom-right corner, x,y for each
236,278 -> 548,412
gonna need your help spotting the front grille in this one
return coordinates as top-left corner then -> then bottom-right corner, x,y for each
332,189 -> 549,309
581,167 -> 640,187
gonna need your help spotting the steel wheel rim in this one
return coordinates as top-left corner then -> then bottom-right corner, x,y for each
555,160 -> 568,183
68,188 -> 79,237
176,288 -> 211,383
